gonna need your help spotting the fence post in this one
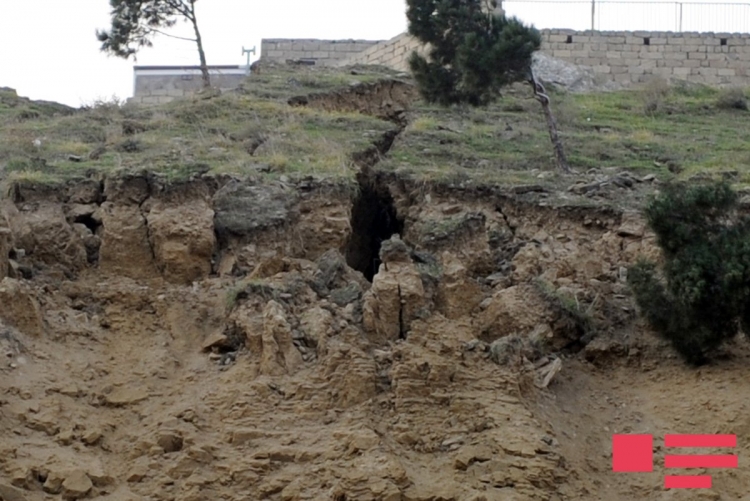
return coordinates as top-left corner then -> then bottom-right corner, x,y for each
679,2 -> 683,31
591,0 -> 596,30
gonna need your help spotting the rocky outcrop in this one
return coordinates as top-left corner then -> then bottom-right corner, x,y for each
3,202 -> 87,274
146,199 -> 216,284
259,300 -> 304,375
437,252 -> 484,319
363,236 -> 426,342
98,203 -> 156,279
0,278 -> 44,337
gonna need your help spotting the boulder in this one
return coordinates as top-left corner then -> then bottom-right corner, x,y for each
61,470 -> 92,500
260,300 -> 304,375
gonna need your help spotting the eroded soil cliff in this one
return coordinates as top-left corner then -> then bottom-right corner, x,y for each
2,172 -> 749,501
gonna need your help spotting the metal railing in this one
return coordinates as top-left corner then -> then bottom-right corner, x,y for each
502,0 -> 750,32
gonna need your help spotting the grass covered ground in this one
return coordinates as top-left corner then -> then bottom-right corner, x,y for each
1,65 -> 749,193
383,80 -> 750,187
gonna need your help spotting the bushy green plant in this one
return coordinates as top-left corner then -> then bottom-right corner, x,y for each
715,88 -> 748,111
628,181 -> 750,364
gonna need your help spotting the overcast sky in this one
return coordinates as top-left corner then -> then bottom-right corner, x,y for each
1,0 -> 748,107
0,0 -> 408,107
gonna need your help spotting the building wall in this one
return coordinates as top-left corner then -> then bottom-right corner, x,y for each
540,29 -> 750,86
129,68 -> 247,105
336,32 -> 426,72
260,29 -> 750,87
260,39 -> 382,66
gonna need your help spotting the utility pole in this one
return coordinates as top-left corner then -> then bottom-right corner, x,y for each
591,0 -> 596,30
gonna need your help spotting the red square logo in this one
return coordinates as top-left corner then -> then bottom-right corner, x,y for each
613,434 -> 653,472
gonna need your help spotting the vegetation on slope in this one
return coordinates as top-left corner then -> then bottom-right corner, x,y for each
1,65 -> 750,197
628,181 -> 750,364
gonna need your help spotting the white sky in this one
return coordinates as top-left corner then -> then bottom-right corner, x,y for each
0,0 -> 408,107
1,0 -> 749,107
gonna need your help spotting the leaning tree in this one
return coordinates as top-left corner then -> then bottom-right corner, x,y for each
97,0 -> 211,89
406,0 -> 570,172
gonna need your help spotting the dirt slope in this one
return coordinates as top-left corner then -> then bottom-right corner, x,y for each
1,170 -> 747,501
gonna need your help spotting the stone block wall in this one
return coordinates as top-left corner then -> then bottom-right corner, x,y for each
541,29 -> 750,86
260,39 -> 382,66
336,32 -> 426,71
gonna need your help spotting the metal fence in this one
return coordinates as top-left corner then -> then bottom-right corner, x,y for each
502,0 -> 750,32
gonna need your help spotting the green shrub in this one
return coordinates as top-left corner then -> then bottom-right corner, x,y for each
628,181 -> 750,364
715,88 -> 748,111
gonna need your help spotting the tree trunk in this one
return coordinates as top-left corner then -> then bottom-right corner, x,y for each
188,0 -> 211,89
529,71 -> 571,173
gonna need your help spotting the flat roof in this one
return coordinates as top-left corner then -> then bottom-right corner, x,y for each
134,65 -> 243,71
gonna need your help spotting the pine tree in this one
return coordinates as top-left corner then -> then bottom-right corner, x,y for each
406,0 -> 570,172
97,0 -> 211,89
628,181 -> 750,364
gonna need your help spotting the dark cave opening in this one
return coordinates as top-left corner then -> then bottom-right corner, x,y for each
344,181 -> 403,282
74,213 -> 102,235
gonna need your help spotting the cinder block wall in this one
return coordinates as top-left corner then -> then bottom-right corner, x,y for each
260,39 -> 382,66
336,32 -> 426,71
129,72 -> 246,105
542,29 -> 750,86
306,29 -> 750,87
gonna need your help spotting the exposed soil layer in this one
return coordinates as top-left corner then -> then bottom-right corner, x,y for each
3,170 -> 748,501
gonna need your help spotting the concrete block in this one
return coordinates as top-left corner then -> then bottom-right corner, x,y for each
709,59 -> 730,68
718,68 -> 737,76
553,50 -> 572,57
611,65 -> 628,74
650,38 -> 667,45
593,65 -> 611,74
688,52 -> 707,59
639,52 -> 663,59
696,67 -> 718,75
312,51 -> 331,58
549,34 -> 568,43
605,51 -> 622,59
652,67 -> 673,77
673,67 -> 691,76
613,73 -> 633,83
628,66 -> 646,74
703,38 -> 721,45
683,59 -> 701,68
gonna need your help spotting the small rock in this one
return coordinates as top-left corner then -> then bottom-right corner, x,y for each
464,339 -> 481,351
156,431 -> 184,453
201,331 -> 229,352
56,429 -> 75,446
43,471 -> 65,494
642,174 -> 656,182
0,483 -> 27,501
81,428 -> 102,446
61,470 -> 92,501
